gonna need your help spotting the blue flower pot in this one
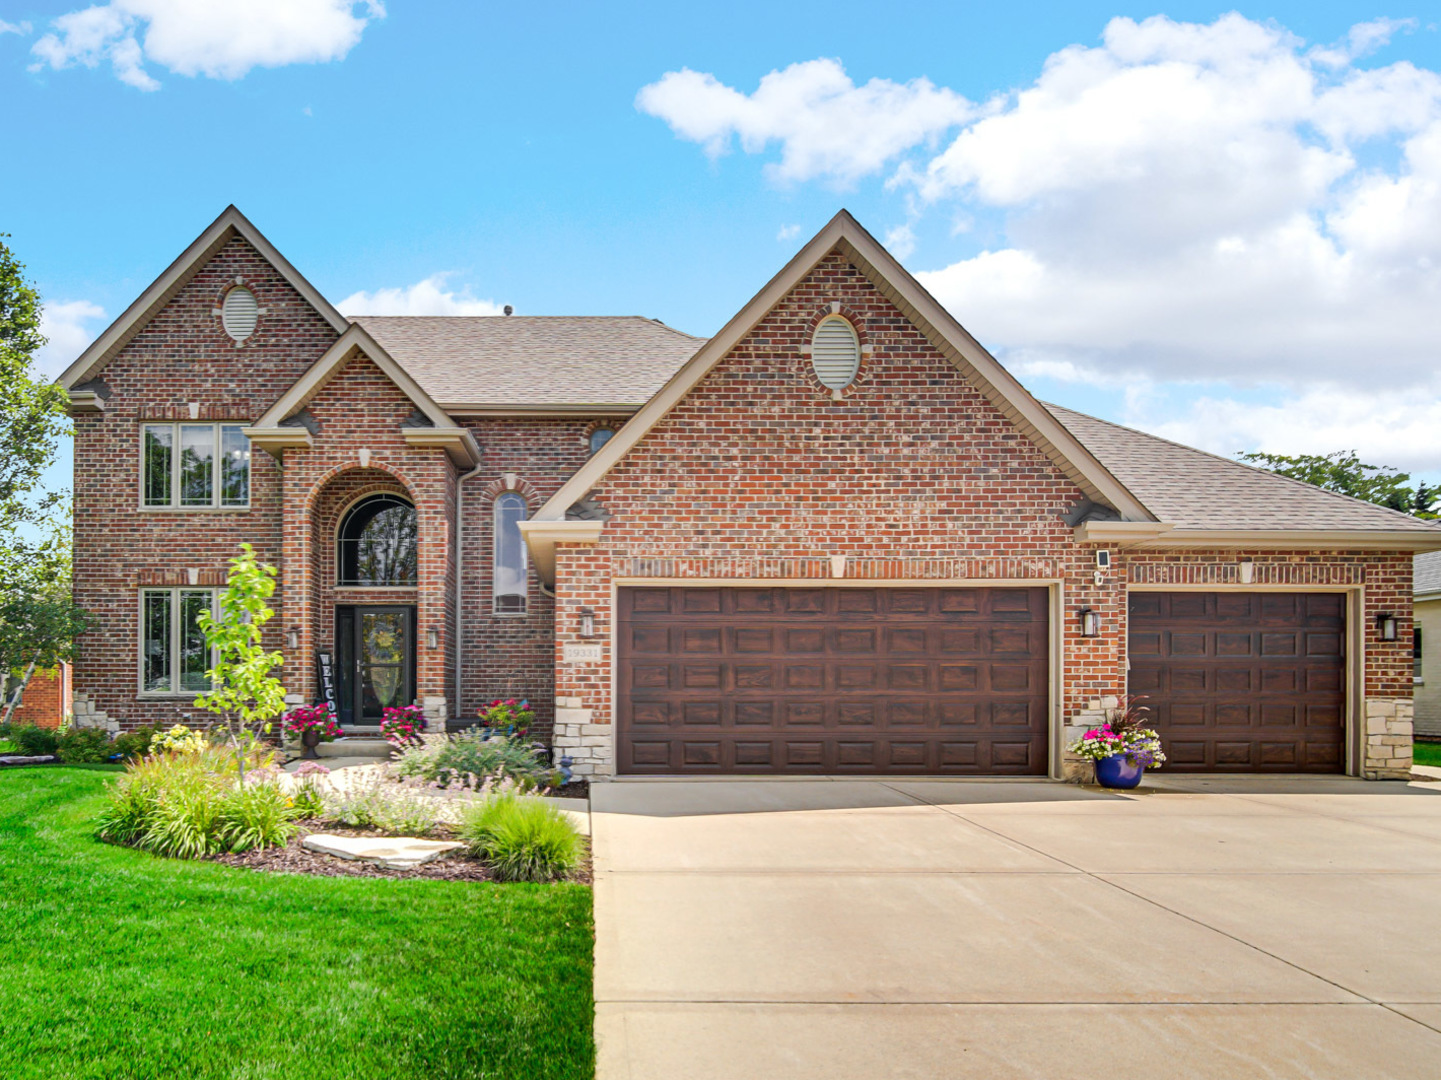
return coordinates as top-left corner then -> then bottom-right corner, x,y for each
1094,753 -> 1144,789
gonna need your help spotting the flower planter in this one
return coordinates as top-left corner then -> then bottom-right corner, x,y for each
1094,753 -> 1144,790
300,729 -> 322,760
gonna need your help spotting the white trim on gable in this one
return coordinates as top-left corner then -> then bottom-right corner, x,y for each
58,205 -> 350,393
246,324 -> 480,469
520,210 -> 1157,581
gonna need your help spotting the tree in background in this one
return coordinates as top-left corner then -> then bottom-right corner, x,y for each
194,544 -> 287,781
0,233 -> 88,714
0,513 -> 89,723
1240,451 -> 1438,519
0,234 -> 70,533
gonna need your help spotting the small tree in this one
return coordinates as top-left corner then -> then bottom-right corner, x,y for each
0,512 -> 89,723
194,544 -> 286,780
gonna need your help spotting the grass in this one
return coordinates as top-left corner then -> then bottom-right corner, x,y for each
1415,742 -> 1441,768
0,768 -> 594,1079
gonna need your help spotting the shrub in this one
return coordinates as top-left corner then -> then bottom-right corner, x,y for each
112,726 -> 157,761
457,791 -> 586,883
216,775 -> 298,852
426,731 -> 559,791
95,744 -> 295,858
152,724 -> 208,755
323,770 -> 439,836
477,698 -> 534,736
10,724 -> 59,757
289,761 -> 330,818
57,726 -> 115,763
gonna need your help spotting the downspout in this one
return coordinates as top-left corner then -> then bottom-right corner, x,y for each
453,458 -> 485,730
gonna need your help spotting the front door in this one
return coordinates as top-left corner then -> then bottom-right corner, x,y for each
335,605 -> 416,726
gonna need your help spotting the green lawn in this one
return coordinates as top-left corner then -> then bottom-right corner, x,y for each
0,767 -> 594,1080
1415,742 -> 1441,768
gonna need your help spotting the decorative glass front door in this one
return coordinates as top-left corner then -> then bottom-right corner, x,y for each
334,605 -> 415,725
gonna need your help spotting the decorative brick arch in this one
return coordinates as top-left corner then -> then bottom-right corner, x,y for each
479,473 -> 542,510
303,459 -> 418,514
797,300 -> 874,401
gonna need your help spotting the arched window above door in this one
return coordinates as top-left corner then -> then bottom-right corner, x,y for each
493,491 -> 528,614
338,493 -> 418,586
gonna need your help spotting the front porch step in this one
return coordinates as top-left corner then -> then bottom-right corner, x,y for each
317,738 -> 392,759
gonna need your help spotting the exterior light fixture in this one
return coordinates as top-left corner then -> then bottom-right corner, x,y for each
1238,559 -> 1255,584
1079,608 -> 1100,638
579,608 -> 596,639
426,627 -> 440,650
287,627 -> 300,651
1378,613 -> 1398,641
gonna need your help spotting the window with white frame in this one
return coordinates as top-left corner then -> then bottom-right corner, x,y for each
140,588 -> 217,694
493,492 -> 528,614
142,424 -> 250,509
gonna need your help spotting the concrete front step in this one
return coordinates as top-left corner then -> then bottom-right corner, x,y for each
317,738 -> 392,759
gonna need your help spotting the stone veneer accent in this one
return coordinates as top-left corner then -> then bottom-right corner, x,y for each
1364,698 -> 1414,779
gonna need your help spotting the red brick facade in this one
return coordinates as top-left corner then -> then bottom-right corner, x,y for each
9,666 -> 70,728
66,226 -> 1417,778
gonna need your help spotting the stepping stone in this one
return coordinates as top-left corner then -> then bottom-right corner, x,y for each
0,755 -> 57,765
302,833 -> 464,870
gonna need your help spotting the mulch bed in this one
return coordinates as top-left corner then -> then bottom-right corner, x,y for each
548,779 -> 589,799
207,821 -> 593,885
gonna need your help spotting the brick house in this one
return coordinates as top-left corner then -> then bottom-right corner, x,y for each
60,207 -> 1440,780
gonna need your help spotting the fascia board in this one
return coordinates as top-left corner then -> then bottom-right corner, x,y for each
517,520 -> 605,584
440,403 -> 644,417
402,427 -> 482,469
1073,521 -> 1176,544
1134,529 -> 1441,552
58,205 -> 348,390
242,426 -> 314,456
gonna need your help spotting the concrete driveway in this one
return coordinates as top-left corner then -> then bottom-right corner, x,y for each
591,775 -> 1441,1079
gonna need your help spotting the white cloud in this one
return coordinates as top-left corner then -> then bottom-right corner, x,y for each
29,0 -> 383,90
883,223 -> 916,259
0,19 -> 31,35
776,223 -> 801,242
34,299 -> 107,379
636,59 -> 973,184
337,274 -> 506,318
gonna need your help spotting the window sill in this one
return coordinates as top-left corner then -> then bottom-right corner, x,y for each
334,585 -> 419,592
137,691 -> 211,699
138,505 -> 251,513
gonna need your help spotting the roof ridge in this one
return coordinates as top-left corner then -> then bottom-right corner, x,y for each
1043,401 -> 1438,529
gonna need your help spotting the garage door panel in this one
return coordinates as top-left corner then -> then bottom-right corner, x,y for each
1129,591 -> 1344,774
619,585 -> 1049,775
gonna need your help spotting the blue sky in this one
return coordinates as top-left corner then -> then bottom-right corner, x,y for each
3,1 -> 1441,496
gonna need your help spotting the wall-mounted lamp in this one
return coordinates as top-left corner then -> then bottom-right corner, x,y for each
1377,613 -> 1398,641
1238,559 -> 1255,584
287,626 -> 300,650
579,607 -> 596,639
1079,608 -> 1100,638
426,626 -> 440,650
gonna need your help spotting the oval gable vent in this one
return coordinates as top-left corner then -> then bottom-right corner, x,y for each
222,287 -> 259,341
810,316 -> 860,391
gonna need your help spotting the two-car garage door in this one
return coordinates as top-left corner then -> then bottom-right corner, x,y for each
616,586 -> 1049,776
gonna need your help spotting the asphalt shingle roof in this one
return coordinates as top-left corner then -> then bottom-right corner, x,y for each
1044,403 -> 1441,534
353,315 -> 705,408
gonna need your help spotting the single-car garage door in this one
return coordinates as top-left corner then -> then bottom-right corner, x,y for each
1128,592 -> 1346,773
616,585 -> 1049,775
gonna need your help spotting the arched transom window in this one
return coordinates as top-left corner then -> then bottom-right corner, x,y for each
338,493 -> 418,586
493,492 -> 529,614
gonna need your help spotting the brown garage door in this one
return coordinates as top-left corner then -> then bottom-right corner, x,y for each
617,585 -> 1049,775
1128,592 -> 1345,773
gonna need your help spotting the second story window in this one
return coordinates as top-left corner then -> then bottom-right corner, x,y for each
142,424 -> 250,509
589,426 -> 616,455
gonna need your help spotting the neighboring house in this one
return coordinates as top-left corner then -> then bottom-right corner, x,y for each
59,207 -> 1441,780
1414,551 -> 1441,741
6,664 -> 72,728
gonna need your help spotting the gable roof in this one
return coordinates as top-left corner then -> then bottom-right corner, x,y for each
57,205 -> 349,390
1417,551 -> 1441,597
529,210 -> 1152,525
246,323 -> 479,468
354,315 -> 705,413
1047,404 -> 1441,543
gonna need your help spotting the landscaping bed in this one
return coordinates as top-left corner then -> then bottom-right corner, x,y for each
0,767 -> 595,1080
211,820 -> 594,884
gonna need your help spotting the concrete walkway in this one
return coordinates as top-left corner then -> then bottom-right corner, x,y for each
592,775 -> 1441,1079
